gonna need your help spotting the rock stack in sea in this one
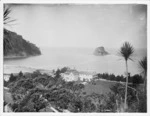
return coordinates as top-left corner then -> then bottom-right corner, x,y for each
93,46 -> 109,56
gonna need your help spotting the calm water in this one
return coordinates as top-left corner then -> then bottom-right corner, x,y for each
4,47 -> 147,76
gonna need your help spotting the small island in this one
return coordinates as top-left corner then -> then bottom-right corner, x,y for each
4,29 -> 41,59
93,46 -> 109,56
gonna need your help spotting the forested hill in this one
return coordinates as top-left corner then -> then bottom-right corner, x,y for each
4,29 -> 41,58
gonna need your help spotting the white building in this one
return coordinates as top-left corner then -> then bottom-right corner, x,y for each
61,70 -> 79,82
79,71 -> 95,81
61,69 -> 95,82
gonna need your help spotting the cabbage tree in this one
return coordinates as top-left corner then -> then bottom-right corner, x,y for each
3,5 -> 16,55
119,42 -> 134,111
139,56 -> 147,93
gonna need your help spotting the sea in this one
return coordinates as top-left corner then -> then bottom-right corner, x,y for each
4,47 -> 147,76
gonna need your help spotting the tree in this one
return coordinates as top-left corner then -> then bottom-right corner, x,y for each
55,69 -> 61,81
119,42 -> 134,111
19,71 -> 23,77
139,57 -> 147,93
139,56 -> 147,112
132,74 -> 143,87
4,5 -> 16,27
60,67 -> 69,73
3,5 -> 16,55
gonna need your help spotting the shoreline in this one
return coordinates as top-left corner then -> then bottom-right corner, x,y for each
3,65 -> 54,82
4,54 -> 41,60
4,55 -> 28,59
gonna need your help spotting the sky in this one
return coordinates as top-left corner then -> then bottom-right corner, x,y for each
5,4 -> 147,49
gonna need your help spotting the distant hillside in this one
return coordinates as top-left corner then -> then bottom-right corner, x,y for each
4,29 -> 41,58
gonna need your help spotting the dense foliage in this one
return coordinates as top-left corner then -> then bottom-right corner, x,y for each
95,73 -> 144,84
4,69 -> 85,112
4,67 -> 146,112
4,29 -> 41,56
